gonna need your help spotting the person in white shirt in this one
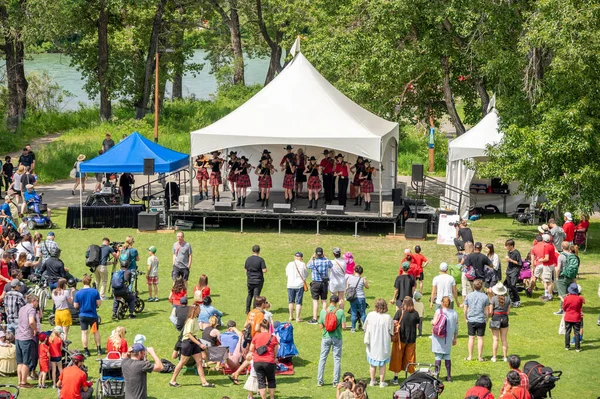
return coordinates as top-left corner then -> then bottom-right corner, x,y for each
430,263 -> 461,310
285,252 -> 308,322
329,247 -> 347,309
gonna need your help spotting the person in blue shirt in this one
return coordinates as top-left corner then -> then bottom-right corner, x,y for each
1,196 -> 12,219
120,236 -> 139,271
74,275 -> 104,357
21,184 -> 51,218
198,296 -> 223,329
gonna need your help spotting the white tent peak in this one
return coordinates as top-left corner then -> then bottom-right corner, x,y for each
447,109 -> 501,162
191,52 -> 398,162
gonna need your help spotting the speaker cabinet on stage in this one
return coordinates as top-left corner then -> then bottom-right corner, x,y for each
138,212 -> 159,231
405,218 -> 428,239
143,158 -> 155,176
326,205 -> 345,215
412,164 -> 424,182
215,201 -> 234,211
392,188 -> 403,206
273,203 -> 292,213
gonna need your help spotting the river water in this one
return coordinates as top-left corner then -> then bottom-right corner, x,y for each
24,49 -> 269,111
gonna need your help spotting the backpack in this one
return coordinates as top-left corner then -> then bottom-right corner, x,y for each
324,309 -> 338,332
463,265 -> 476,281
119,248 -> 131,269
448,264 -> 462,286
160,358 -> 175,373
85,244 -> 101,268
432,309 -> 447,338
111,270 -> 126,290
561,253 -> 580,279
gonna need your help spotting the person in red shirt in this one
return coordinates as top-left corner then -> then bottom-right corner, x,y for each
532,235 -> 556,301
169,278 -> 187,307
57,353 -> 92,399
106,326 -> 128,357
464,374 -> 495,399
193,274 -> 211,304
499,371 -> 531,399
319,150 -> 335,204
334,154 -> 350,207
563,283 -> 584,351
37,332 -> 50,388
0,252 -> 11,296
49,326 -> 64,388
562,212 -> 575,243
500,355 -> 529,396
411,246 -> 429,293
575,214 -> 589,231
250,319 -> 280,399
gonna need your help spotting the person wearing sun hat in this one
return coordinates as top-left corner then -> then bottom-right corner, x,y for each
489,282 -> 511,362
320,149 -> 335,204
71,154 -> 87,196
208,150 -> 224,205
562,282 -> 584,352
391,262 -> 416,311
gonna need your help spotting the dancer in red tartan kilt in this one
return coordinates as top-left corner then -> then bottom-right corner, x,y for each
304,156 -> 322,209
195,155 -> 210,201
280,145 -> 296,203
359,159 -> 376,211
234,156 -> 253,207
227,151 -> 240,201
350,156 -> 365,207
255,156 -> 276,208
208,151 -> 224,205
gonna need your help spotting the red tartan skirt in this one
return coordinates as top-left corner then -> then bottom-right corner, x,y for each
228,171 -> 238,183
236,174 -> 251,188
352,174 -> 362,186
361,180 -> 374,193
196,169 -> 209,181
258,175 -> 272,189
307,175 -> 322,190
283,173 -> 295,189
209,172 -> 222,186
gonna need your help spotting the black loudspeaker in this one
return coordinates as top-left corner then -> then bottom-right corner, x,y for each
273,203 -> 292,213
405,218 -> 428,239
412,164 -> 424,182
392,188 -> 403,206
143,158 -> 155,176
138,212 -> 159,231
215,201 -> 234,211
325,205 -> 345,215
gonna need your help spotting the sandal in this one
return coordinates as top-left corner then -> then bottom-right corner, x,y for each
202,383 -> 216,388
169,382 -> 181,388
463,357 -> 472,361
478,358 -> 487,362
228,375 -> 240,385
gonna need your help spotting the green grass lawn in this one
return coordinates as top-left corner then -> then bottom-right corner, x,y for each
2,212 -> 599,398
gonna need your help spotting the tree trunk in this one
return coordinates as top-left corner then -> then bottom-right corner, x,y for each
98,0 -> 111,121
172,73 -> 183,100
440,55 -> 465,136
135,0 -> 167,119
256,0 -> 283,85
229,0 -> 244,85
264,44 -> 282,85
475,78 -> 490,118
171,6 -> 185,100
4,32 -> 28,132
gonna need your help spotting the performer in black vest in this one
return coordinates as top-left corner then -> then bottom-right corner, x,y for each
305,156 -> 322,209
351,156 -> 365,206
280,146 -> 296,204
334,153 -> 350,207
234,156 -> 253,207
208,151 -> 224,205
227,151 -> 240,201
255,157 -> 276,208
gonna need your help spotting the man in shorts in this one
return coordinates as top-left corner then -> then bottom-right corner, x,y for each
74,275 -> 104,357
15,295 -> 39,388
172,232 -> 192,285
533,234 -> 557,301
285,252 -> 307,322
307,247 -> 333,324
464,279 -> 489,361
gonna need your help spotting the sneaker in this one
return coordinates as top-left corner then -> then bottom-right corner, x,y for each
554,310 -> 564,315
390,377 -> 399,385
97,347 -> 105,355
369,381 -> 377,387
379,382 -> 388,388
112,313 -> 118,320
129,314 -> 136,319
84,348 -> 91,357
446,377 -> 453,382
147,297 -> 153,302
308,319 -> 318,325
491,357 -> 497,362
576,349 -> 581,352
514,301 -> 521,307
565,347 -> 570,351
350,328 -> 356,333
154,297 -> 159,302
317,382 -> 324,387
503,357 -> 508,362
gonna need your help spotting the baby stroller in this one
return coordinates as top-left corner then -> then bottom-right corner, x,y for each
393,363 -> 444,399
524,361 -> 562,399
22,193 -> 53,230
96,356 -> 125,399
0,385 -> 19,399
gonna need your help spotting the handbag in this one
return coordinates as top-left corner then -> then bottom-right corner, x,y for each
207,346 -> 229,363
256,335 -> 273,356
294,261 -> 308,292
345,276 -> 361,302
489,319 -> 502,329
558,316 -> 566,335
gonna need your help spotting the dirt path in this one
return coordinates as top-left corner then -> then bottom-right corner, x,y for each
7,132 -> 62,160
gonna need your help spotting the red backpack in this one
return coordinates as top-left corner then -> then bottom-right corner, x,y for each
324,309 -> 338,332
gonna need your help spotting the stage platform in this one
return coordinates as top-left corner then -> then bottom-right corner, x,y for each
168,191 -> 403,235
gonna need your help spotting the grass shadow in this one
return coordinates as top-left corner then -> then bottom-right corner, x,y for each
519,354 -> 540,361
450,373 -> 487,382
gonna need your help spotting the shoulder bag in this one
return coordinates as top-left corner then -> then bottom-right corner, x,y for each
294,261 -> 308,292
256,335 -> 273,356
333,259 -> 345,274
345,276 -> 361,302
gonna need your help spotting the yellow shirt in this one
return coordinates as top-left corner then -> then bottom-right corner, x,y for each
182,319 -> 200,341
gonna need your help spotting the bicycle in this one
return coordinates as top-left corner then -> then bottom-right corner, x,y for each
115,270 -> 145,320
27,274 -> 51,315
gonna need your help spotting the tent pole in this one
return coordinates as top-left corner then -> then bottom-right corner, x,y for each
188,156 -> 193,211
79,176 -> 83,229
379,141 -> 383,217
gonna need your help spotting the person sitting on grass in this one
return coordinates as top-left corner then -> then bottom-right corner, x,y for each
464,374 -> 495,399
499,371 -> 531,399
500,355 -> 529,396
169,277 -> 187,307
198,296 -> 223,330
193,274 -> 211,303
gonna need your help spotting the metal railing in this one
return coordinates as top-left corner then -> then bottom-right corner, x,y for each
411,174 -> 476,212
131,169 -> 193,202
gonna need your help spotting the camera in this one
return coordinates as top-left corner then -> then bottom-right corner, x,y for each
449,222 -> 460,227
110,241 -> 124,252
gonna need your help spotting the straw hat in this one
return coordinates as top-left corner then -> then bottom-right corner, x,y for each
77,154 -> 86,161
538,224 -> 549,234
492,282 -> 508,296
16,165 -> 25,174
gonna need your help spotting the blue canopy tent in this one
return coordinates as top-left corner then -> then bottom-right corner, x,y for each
80,131 -> 189,174
75,132 -> 189,228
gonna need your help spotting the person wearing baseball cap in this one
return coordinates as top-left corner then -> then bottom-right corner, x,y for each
286,252 -> 308,322
391,262 -> 416,311
317,294 -> 346,387
562,212 -> 575,244
40,231 -> 60,264
329,248 -> 347,310
430,262 -> 460,311
122,343 -> 163,397
57,351 -> 93,398
146,246 -> 159,302
307,247 -> 333,324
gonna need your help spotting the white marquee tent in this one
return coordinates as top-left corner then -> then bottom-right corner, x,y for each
444,110 -> 502,216
190,52 -> 400,203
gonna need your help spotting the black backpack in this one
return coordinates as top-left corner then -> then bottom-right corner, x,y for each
86,245 -> 101,268
160,358 -> 175,373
